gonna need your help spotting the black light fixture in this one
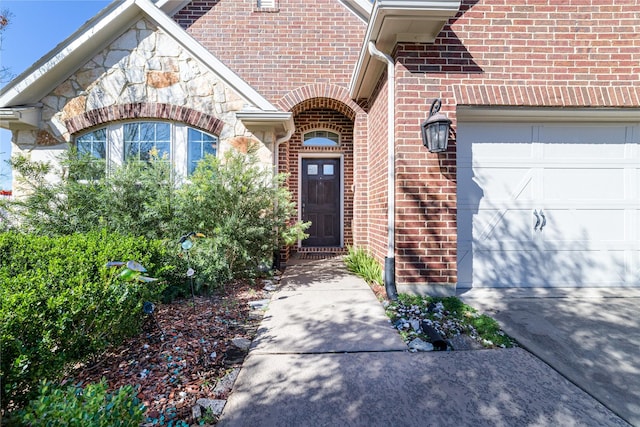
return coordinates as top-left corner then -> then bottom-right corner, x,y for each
421,98 -> 452,153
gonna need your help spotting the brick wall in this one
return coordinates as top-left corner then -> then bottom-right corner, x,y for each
174,0 -> 367,104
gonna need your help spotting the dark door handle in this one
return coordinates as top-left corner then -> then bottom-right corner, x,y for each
533,210 -> 540,231
540,210 -> 546,231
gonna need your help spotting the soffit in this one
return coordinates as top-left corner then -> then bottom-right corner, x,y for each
349,0 -> 461,100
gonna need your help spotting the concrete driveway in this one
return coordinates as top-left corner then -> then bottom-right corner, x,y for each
459,288 -> 640,427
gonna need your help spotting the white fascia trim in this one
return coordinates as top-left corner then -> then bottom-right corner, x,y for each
155,0 -> 191,16
457,106 -> 640,123
135,0 -> 277,111
338,0 -> 373,23
0,106 -> 42,129
236,111 -> 294,135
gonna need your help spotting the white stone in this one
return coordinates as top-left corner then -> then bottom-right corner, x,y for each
101,68 -> 128,98
124,65 -> 146,84
156,31 -> 181,57
408,338 -> 434,352
112,30 -> 139,51
409,319 -> 421,332
128,50 -> 147,68
120,84 -> 145,104
195,399 -> 226,416
180,58 -> 200,81
156,85 -> 186,105
148,57 -> 164,71
86,87 -> 114,110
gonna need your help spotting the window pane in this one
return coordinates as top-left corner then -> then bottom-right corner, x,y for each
188,128 -> 218,175
75,128 -> 107,180
76,128 -> 106,159
303,130 -> 339,147
124,122 -> 171,162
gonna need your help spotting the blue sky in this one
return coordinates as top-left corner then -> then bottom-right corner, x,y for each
0,0 -> 110,189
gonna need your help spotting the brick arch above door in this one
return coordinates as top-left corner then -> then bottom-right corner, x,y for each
277,84 -> 364,121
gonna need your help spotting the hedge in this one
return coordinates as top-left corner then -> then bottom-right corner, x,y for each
0,230 -> 170,410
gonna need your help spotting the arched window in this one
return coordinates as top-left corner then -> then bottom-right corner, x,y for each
303,130 -> 339,147
75,121 -> 218,178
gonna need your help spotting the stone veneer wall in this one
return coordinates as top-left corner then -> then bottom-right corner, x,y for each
12,18 -> 272,177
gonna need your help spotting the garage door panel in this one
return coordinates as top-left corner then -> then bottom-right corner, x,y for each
473,168 -> 534,204
543,169 -> 625,200
543,143 -> 627,159
474,208 -> 533,244
542,209 -> 627,243
457,121 -> 640,288
472,248 -> 628,287
539,125 -> 628,145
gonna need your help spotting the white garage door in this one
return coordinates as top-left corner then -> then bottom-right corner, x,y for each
457,122 -> 640,288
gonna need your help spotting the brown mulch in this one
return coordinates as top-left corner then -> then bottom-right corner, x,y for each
64,280 -> 269,424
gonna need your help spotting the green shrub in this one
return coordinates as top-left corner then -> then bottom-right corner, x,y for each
172,147 -> 308,286
0,230 -> 170,410
343,246 -> 383,285
15,379 -> 145,427
4,146 -> 308,292
5,151 -> 176,240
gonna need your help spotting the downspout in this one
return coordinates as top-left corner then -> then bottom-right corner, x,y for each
368,41 -> 398,300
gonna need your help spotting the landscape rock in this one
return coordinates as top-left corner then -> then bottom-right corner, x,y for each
408,338 -> 434,352
248,299 -> 270,310
213,368 -> 240,395
231,337 -> 252,351
195,398 -> 226,416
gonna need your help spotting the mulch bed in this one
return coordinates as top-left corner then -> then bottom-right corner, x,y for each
64,280 -> 268,425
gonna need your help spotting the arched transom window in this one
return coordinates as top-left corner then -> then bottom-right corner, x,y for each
303,130 -> 340,147
75,121 -> 218,178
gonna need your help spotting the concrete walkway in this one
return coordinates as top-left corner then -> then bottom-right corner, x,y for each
218,258 -> 629,426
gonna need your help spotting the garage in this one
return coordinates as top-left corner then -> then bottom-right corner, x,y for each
457,119 -> 640,288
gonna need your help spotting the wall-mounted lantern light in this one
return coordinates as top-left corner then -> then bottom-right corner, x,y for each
421,98 -> 451,153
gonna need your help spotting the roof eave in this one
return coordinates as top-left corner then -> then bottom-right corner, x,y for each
349,0 -> 461,100
0,106 -> 42,130
236,111 -> 294,137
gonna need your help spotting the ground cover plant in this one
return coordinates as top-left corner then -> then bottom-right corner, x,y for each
385,294 -> 516,349
343,246 -> 383,286
342,246 -> 515,349
17,380 -> 145,427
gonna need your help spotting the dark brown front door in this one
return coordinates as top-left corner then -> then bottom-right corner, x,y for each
301,158 -> 341,247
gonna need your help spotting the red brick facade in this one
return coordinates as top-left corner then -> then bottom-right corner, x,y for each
375,0 -> 640,287
175,0 -> 639,288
